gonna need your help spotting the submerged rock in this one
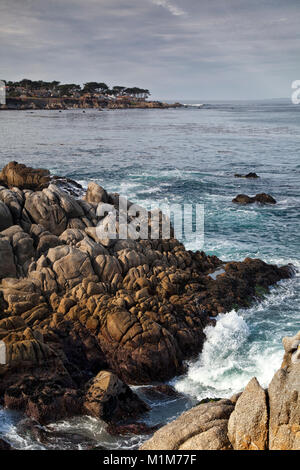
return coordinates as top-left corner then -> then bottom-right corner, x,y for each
139,384 -> 183,400
107,422 -> 160,436
234,172 -> 259,178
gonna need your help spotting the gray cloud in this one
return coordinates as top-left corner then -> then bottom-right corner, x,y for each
0,0 -> 299,99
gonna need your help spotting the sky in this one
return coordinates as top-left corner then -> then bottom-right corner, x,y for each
0,0 -> 299,100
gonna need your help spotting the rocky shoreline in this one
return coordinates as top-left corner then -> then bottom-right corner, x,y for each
0,161 -> 294,446
0,97 -> 182,111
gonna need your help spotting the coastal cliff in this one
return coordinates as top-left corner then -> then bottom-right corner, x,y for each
141,331 -> 300,450
0,162 -> 293,430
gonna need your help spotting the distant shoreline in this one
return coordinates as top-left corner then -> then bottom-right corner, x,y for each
0,96 -> 183,111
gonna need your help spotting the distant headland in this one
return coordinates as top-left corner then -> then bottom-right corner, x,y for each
0,79 -> 182,110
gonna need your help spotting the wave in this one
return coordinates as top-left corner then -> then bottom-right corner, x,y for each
174,272 -> 300,400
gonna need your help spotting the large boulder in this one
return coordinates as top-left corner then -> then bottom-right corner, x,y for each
2,226 -> 35,274
84,182 -> 109,204
93,254 -> 122,283
97,307 -> 182,383
228,377 -> 268,450
0,188 -> 23,222
0,201 -> 13,231
140,399 -> 234,450
43,184 -> 84,219
83,370 -> 148,422
46,246 -> 96,290
0,161 -> 50,190
268,332 -> 300,450
25,191 -> 67,235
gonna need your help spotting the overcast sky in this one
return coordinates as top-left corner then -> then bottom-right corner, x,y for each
0,0 -> 299,99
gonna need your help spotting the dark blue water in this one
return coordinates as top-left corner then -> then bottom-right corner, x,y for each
0,101 -> 299,449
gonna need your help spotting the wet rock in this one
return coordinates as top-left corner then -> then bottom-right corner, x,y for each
232,194 -> 255,204
4,379 -> 83,425
107,422 -> 160,436
232,193 -> 276,204
254,193 -> 276,204
83,371 -> 149,422
140,384 -> 183,400
51,175 -> 84,198
234,172 -> 259,178
0,438 -> 12,450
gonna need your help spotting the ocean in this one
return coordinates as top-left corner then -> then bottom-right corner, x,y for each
0,100 -> 299,449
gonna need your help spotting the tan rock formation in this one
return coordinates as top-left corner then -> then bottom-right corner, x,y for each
141,399 -> 234,450
228,377 -> 268,450
268,331 -> 300,450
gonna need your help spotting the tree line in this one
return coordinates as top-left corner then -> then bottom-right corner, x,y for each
4,79 -> 151,99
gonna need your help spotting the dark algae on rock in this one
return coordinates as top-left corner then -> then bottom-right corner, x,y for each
0,162 -> 293,427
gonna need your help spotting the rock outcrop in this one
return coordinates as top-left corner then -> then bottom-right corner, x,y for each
83,370 -> 149,422
0,162 -> 293,426
0,161 -> 51,190
228,377 -> 268,450
234,172 -> 259,178
268,331 -> 300,450
141,331 -> 300,450
232,193 -> 276,204
141,399 -> 235,450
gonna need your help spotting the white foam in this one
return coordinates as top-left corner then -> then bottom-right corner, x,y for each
175,271 -> 300,401
175,311 -> 250,399
208,267 -> 225,280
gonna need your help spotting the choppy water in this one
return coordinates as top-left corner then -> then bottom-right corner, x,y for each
0,100 -> 299,449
